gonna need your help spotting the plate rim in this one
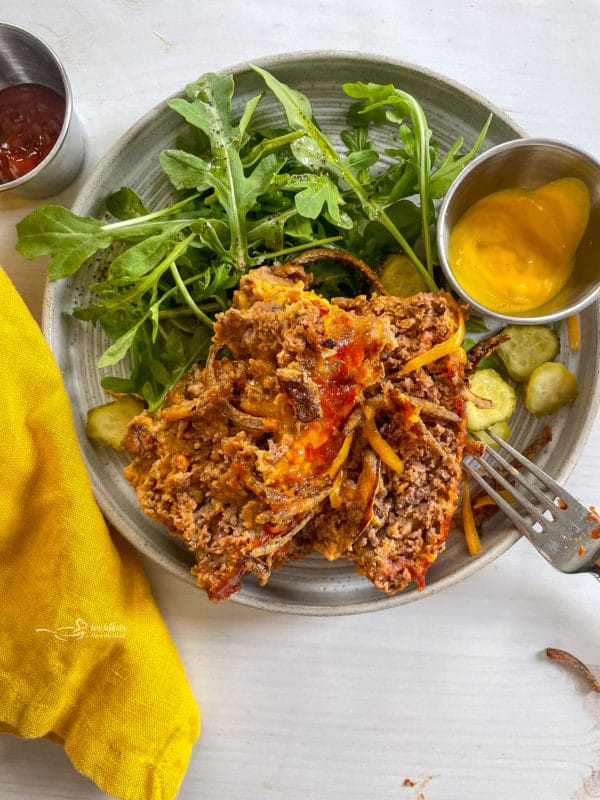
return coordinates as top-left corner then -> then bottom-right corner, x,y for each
41,50 -> 600,616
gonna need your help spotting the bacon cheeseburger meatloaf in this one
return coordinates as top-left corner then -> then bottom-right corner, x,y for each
123,262 -> 468,601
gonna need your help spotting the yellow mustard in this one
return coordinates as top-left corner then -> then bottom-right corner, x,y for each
448,177 -> 590,313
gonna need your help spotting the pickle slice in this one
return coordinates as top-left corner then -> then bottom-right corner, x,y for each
86,396 -> 145,450
467,419 -> 511,449
524,362 -> 579,417
466,368 -> 517,431
380,253 -> 429,297
497,324 -> 560,382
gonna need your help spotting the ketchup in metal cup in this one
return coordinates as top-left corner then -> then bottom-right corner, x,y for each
0,83 -> 66,184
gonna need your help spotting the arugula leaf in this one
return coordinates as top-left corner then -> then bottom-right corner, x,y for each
159,150 -> 214,192
290,136 -> 332,172
465,316 -> 489,333
345,147 -> 379,176
279,174 -> 345,223
106,187 -> 149,220
16,207 -> 113,280
98,317 -> 148,368
428,115 -> 492,198
242,129 -> 304,167
16,195 -> 204,281
237,93 -> 263,140
478,350 -> 509,380
100,376 -> 136,394
108,228 -> 187,279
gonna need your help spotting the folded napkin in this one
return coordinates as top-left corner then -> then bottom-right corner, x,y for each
0,266 -> 200,800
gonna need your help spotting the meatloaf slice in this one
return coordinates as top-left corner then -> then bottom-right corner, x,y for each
306,291 -> 468,593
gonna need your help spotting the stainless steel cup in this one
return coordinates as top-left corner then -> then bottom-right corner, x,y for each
437,138 -> 600,324
0,23 -> 85,197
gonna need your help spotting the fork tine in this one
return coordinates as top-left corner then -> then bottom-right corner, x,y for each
467,452 -> 549,526
463,462 -> 534,537
472,434 -> 558,515
484,429 -> 563,494
483,428 -> 586,511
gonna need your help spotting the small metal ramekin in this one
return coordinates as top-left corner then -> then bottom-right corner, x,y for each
437,138 -> 600,324
0,23 -> 85,198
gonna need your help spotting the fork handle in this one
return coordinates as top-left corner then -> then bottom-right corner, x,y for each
590,563 -> 600,583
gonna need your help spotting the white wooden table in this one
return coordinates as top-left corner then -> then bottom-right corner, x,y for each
2,2 -> 600,799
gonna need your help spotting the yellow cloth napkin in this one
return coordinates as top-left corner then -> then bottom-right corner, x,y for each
0,266 -> 200,800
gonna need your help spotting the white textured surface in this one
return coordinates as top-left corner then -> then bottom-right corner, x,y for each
1,2 -> 600,799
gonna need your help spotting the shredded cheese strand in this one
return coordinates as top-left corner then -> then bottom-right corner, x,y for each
329,469 -> 345,509
400,310 -> 465,376
363,407 -> 404,475
472,489 -> 516,510
567,314 -> 580,350
462,477 -> 481,556
327,433 -> 353,478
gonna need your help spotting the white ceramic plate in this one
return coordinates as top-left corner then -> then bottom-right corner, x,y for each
43,51 -> 600,615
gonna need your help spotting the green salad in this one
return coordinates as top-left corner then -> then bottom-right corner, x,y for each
16,66 -> 490,410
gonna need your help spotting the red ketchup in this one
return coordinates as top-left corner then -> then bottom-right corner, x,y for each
0,83 -> 66,183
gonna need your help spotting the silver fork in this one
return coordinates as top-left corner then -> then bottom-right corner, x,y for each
464,428 -> 600,578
